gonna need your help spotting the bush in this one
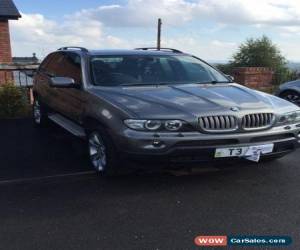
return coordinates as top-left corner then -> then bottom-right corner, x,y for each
273,68 -> 298,85
0,84 -> 31,119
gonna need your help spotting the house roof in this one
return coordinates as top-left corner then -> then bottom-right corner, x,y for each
0,0 -> 21,20
13,54 -> 39,64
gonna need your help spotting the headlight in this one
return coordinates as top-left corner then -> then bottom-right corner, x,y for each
124,119 -> 185,131
277,111 -> 300,125
124,119 -> 147,130
164,120 -> 183,131
145,120 -> 162,130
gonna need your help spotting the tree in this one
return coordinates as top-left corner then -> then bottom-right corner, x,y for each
231,35 -> 295,85
232,36 -> 286,68
214,63 -> 234,75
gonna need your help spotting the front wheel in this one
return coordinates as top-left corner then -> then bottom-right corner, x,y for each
87,129 -> 119,176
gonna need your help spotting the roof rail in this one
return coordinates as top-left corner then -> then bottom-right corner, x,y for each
58,47 -> 88,52
135,47 -> 183,53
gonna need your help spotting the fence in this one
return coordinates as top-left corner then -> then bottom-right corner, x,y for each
0,63 -> 39,104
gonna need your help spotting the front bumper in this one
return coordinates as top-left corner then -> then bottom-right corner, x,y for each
112,124 -> 300,164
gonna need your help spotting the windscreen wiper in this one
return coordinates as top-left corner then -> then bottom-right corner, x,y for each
121,81 -> 231,86
120,82 -> 170,87
196,80 -> 232,84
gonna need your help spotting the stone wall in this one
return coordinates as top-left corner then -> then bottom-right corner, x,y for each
232,67 -> 273,89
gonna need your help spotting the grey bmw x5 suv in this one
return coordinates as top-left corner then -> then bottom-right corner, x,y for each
33,47 -> 300,175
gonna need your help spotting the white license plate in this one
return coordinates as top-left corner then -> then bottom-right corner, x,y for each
215,144 -> 274,158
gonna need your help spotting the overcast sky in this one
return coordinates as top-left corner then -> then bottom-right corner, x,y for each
10,0 -> 300,61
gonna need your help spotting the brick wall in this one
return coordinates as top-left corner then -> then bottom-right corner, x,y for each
232,67 -> 273,89
0,20 -> 13,84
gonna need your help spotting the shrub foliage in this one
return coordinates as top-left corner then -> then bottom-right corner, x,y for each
0,84 -> 30,118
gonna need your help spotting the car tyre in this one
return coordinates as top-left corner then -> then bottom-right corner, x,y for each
280,90 -> 300,106
87,129 -> 119,176
32,98 -> 50,127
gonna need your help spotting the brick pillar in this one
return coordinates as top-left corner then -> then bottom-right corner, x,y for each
232,67 -> 273,89
0,20 -> 13,84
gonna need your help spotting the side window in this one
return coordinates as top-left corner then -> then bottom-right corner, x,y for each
60,53 -> 82,84
39,53 -> 55,73
45,53 -> 65,77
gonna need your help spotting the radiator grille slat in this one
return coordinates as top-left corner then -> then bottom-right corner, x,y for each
209,116 -> 215,129
215,116 -> 220,129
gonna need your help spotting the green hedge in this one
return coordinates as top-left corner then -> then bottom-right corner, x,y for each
0,84 -> 31,119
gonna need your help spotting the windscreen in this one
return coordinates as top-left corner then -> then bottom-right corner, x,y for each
90,55 -> 229,86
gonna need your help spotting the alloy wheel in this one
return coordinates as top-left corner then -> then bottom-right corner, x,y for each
88,132 -> 107,172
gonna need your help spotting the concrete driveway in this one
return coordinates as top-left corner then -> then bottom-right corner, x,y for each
0,119 -> 299,250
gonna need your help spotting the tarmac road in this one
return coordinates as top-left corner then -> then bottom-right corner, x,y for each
0,119 -> 299,250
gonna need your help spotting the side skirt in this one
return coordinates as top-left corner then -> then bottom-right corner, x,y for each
48,113 -> 86,138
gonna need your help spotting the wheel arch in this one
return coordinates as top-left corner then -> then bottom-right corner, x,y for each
83,116 -> 120,155
82,116 -> 108,132
279,88 -> 300,97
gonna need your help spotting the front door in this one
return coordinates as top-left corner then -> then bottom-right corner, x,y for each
54,52 -> 85,123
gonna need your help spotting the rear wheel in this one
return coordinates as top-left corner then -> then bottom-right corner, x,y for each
280,90 -> 300,106
87,129 -> 119,176
32,98 -> 49,127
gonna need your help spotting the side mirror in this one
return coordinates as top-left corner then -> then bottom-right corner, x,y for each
226,75 -> 234,82
50,77 -> 77,88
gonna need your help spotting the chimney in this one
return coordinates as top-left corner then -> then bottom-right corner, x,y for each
0,0 -> 21,84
